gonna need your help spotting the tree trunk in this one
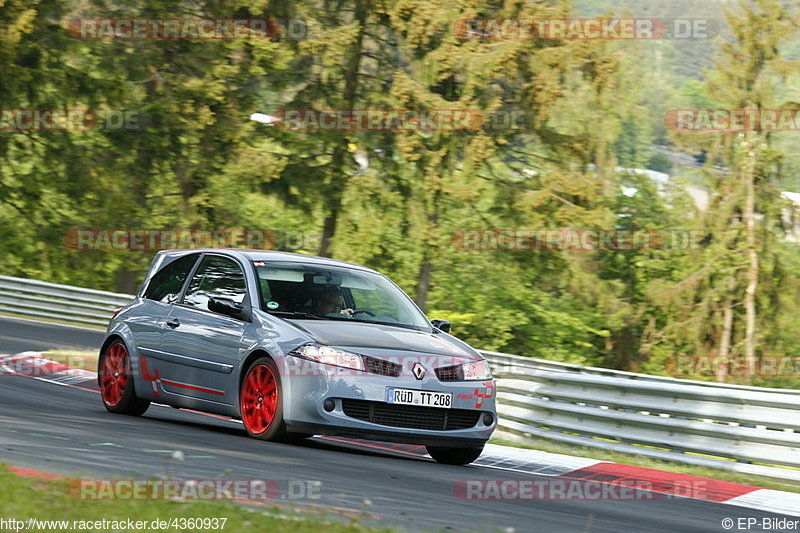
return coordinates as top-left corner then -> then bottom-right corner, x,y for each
742,132 -> 759,376
717,275 -> 735,382
415,259 -> 433,311
316,0 -> 368,257
318,200 -> 340,257
414,190 -> 442,310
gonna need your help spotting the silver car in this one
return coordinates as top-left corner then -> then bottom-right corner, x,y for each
99,249 -> 496,464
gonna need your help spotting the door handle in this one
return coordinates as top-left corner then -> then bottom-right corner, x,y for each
166,318 -> 180,329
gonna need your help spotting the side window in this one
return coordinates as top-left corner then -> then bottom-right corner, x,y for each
183,256 -> 247,311
143,254 -> 199,303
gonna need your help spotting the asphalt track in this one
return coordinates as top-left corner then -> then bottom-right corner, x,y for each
0,316 -> 105,353
0,316 -> 791,532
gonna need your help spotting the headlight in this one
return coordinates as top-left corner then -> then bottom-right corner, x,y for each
288,344 -> 365,372
462,359 -> 492,380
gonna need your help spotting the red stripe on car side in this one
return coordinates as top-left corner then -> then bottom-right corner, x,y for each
160,379 -> 225,396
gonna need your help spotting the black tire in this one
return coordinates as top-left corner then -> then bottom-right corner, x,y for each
240,357 -> 302,442
425,444 -> 485,465
99,341 -> 150,416
279,432 -> 314,444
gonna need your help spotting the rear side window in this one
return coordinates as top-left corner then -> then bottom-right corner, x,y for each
143,254 -> 199,302
183,255 -> 247,310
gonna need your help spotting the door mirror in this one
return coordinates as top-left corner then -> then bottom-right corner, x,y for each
430,319 -> 451,333
208,296 -> 244,319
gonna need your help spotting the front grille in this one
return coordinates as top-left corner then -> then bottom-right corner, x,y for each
341,399 -> 481,431
363,356 -> 402,377
435,364 -> 464,381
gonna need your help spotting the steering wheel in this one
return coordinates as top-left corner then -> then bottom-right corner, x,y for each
351,309 -> 376,317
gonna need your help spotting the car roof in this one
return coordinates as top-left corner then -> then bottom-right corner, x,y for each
156,249 -> 379,274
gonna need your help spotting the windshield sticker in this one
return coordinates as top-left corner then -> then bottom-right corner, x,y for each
266,300 -> 280,309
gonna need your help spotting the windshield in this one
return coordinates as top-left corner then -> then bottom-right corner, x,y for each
254,262 -> 430,331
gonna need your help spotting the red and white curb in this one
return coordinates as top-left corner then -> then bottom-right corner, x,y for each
3,351 -> 799,517
0,351 -> 96,385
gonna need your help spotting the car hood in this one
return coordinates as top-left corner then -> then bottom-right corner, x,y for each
288,319 -> 482,360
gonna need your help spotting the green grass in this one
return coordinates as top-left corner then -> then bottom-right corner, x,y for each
0,464 -> 393,533
489,434 -> 800,494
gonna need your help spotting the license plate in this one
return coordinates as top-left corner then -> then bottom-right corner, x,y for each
386,388 -> 452,408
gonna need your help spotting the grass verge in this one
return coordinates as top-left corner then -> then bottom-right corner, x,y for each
0,464 -> 391,533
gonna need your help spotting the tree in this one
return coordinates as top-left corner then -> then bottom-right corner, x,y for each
646,0 -> 798,378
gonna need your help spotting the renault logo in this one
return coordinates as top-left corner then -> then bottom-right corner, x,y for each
412,363 -> 426,380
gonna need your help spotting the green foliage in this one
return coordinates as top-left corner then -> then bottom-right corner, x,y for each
0,0 -> 799,383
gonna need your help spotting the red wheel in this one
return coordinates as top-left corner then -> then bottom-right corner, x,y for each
239,357 -> 297,441
101,342 -> 128,406
241,363 -> 279,434
99,341 -> 150,416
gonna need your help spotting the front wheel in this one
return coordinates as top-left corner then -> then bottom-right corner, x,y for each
240,357 -> 298,442
425,444 -> 485,465
99,341 -> 150,416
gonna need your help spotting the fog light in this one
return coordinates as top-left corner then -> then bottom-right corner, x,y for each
323,399 -> 335,412
483,413 -> 494,426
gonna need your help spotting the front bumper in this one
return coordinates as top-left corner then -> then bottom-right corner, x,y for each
279,356 -> 496,447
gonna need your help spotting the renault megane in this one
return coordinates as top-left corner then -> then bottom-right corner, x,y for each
99,249 -> 496,465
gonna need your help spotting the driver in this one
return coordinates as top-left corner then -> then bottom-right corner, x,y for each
312,285 -> 353,317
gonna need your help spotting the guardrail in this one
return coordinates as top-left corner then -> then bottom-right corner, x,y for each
1,274 -> 798,482
0,275 -> 133,327
482,351 -> 800,483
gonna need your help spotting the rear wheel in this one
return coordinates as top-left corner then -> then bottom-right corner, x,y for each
99,341 -> 150,416
240,357 -> 301,442
425,444 -> 485,465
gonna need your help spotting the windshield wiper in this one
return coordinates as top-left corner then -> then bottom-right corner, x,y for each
266,310 -> 322,320
323,315 -> 422,331
267,311 -> 423,331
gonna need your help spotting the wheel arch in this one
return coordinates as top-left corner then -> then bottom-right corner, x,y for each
238,349 -> 277,387
100,333 -> 125,354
